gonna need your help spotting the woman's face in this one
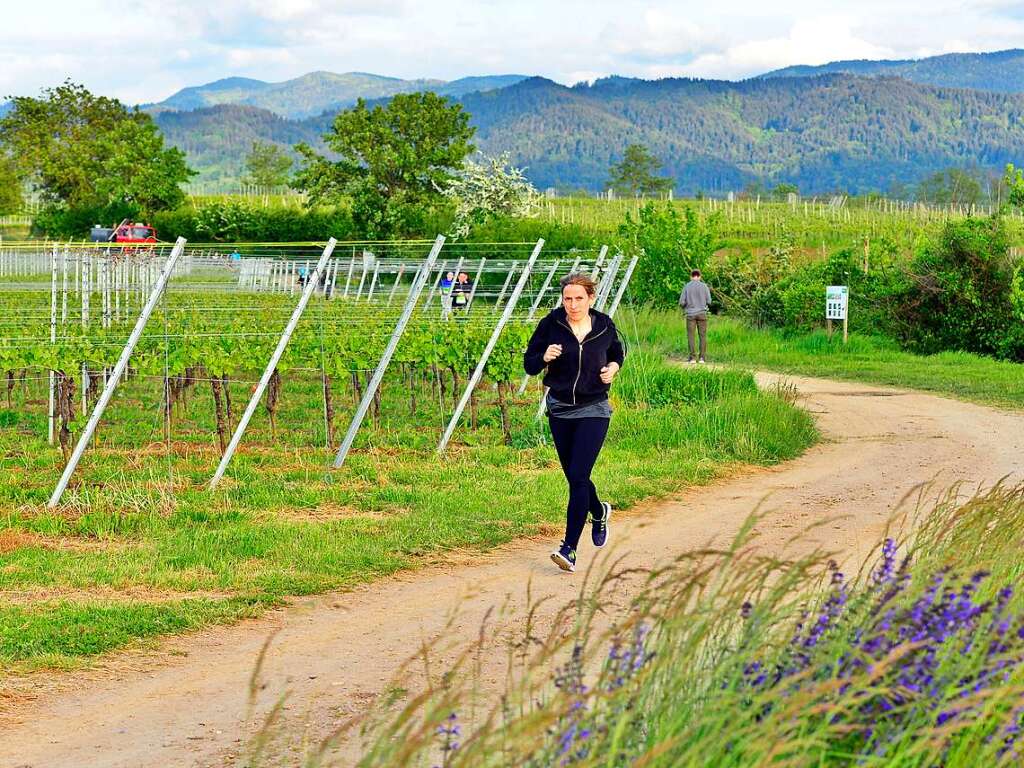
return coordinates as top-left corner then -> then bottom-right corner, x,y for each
562,284 -> 593,321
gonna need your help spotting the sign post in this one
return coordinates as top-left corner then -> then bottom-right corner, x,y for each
826,285 -> 848,344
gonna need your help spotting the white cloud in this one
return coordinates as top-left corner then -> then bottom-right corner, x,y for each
0,0 -> 1022,103
686,15 -> 894,80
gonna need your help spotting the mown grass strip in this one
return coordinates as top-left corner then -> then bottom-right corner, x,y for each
630,310 -> 1024,410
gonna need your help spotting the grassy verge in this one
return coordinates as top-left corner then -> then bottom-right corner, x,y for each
628,310 -> 1024,410
0,343 -> 816,671
344,480 -> 1024,768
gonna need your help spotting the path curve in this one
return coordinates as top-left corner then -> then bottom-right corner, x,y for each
2,373 -> 1022,768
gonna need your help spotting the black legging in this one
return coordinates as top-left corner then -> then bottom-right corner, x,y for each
548,416 -> 610,550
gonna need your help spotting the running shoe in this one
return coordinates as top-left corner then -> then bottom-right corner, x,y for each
551,542 -> 576,572
592,502 -> 612,548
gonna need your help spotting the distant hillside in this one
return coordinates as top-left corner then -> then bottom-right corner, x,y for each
460,74 -> 1024,194
155,73 -> 1024,194
761,49 -> 1024,93
148,72 -> 529,119
155,105 -> 323,184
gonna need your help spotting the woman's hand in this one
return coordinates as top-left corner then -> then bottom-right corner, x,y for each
600,362 -> 620,384
543,344 -> 563,363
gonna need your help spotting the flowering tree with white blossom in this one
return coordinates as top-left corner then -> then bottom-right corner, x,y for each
444,153 -> 540,240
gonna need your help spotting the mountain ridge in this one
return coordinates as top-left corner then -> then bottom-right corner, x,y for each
760,48 -> 1024,93
151,71 -> 1024,194
146,71 -> 530,119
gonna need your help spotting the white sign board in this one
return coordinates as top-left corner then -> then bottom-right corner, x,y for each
826,286 -> 848,320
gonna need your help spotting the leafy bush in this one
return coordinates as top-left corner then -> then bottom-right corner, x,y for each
893,216 -> 1023,361
150,200 -> 355,242
617,202 -> 721,307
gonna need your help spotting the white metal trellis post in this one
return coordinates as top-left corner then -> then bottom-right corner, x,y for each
528,258 -> 561,320
438,239 -> 543,454
209,238 -> 338,489
47,238 -> 188,509
607,256 -> 639,317
590,245 -> 608,279
48,246 -> 57,445
424,260 -> 448,308
387,264 -> 405,305
465,257 -> 486,313
595,253 -> 622,311
342,256 -> 355,297
332,235 -> 446,469
494,262 -> 518,312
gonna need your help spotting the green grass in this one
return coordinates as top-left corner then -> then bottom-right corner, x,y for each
0,339 -> 817,670
343,481 -> 1024,768
629,310 -> 1024,410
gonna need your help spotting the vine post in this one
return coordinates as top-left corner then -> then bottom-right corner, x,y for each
438,239 -> 544,454
48,245 -> 57,445
47,238 -> 188,509
209,238 -> 338,489
332,235 -> 446,470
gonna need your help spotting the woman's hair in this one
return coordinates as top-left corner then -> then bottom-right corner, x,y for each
559,272 -> 598,297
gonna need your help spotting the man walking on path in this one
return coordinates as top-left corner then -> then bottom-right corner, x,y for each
679,269 -> 712,363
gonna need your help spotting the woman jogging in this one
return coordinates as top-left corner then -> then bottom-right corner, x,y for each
523,273 -> 626,572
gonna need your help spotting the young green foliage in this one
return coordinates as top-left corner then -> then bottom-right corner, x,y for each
0,81 -> 192,211
293,92 -> 475,238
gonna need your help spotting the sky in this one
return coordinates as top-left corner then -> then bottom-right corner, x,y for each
2,0 -> 1024,104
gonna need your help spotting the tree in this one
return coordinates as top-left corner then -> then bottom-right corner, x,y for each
292,92 -> 475,238
0,81 -> 192,212
607,145 -> 673,198
444,153 -> 539,239
741,179 -> 768,199
0,154 -> 21,214
243,142 -> 292,188
772,182 -> 799,200
1006,163 -> 1024,210
617,202 -> 721,307
915,168 -> 983,207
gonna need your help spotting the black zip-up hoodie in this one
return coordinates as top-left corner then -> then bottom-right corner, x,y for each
523,307 -> 626,406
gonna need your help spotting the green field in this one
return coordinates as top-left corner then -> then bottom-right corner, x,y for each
0,289 -> 817,671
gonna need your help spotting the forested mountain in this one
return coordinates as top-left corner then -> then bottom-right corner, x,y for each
147,72 -> 528,119
460,74 -> 1024,194
154,105 -> 324,185
154,72 -> 1024,195
761,49 -> 1024,93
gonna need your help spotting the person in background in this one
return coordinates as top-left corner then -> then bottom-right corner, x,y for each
679,269 -> 712,364
452,271 -> 472,311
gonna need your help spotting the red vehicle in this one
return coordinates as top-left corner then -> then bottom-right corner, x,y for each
89,219 -> 158,245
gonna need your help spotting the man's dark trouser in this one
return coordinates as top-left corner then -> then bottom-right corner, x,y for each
548,416 -> 609,550
686,312 -> 708,360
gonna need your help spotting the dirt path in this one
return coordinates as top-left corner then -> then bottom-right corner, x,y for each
3,373 -> 1022,768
